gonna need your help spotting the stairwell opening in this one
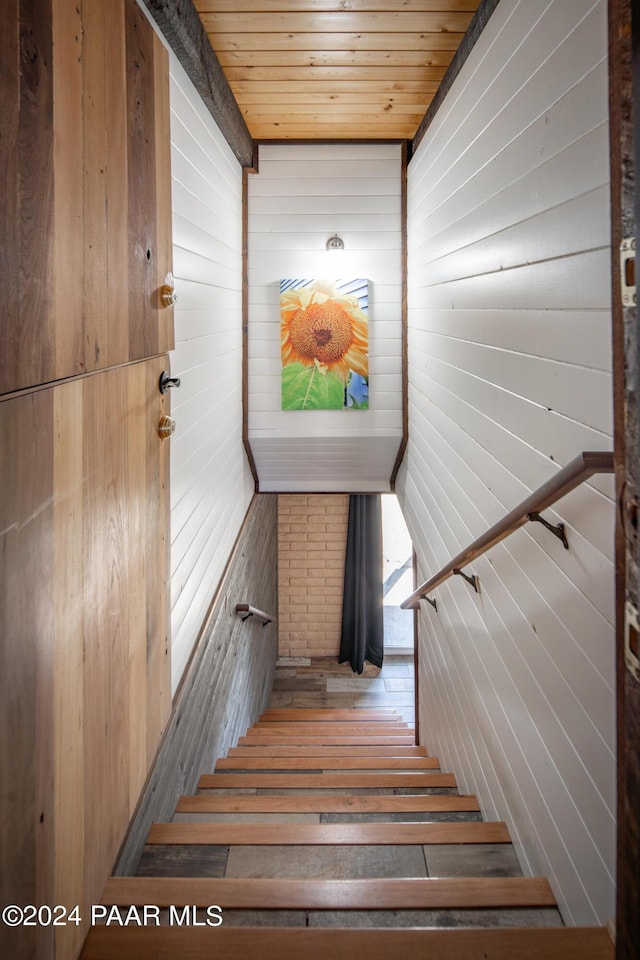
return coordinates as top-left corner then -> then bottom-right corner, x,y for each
382,494 -> 414,655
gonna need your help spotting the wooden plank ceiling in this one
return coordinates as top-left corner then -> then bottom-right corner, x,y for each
192,0 -> 482,140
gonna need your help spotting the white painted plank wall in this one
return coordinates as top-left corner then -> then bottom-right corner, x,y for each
168,51 -> 254,692
247,144 -> 404,491
397,0 -> 615,927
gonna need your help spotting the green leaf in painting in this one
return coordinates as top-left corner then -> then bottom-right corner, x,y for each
282,362 -> 345,410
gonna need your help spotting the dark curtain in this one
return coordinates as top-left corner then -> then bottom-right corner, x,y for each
339,494 -> 384,674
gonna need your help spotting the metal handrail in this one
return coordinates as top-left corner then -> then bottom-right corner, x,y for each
400,450 -> 615,611
235,604 -> 276,625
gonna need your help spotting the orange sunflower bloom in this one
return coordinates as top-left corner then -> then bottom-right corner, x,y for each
281,280 -> 368,383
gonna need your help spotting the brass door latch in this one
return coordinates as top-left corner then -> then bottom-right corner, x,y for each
158,416 -> 175,440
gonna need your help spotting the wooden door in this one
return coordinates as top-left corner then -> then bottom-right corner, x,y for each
0,0 -> 174,397
1,1 -> 175,957
0,357 -> 172,959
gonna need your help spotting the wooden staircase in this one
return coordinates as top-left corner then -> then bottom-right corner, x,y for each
82,708 -> 613,959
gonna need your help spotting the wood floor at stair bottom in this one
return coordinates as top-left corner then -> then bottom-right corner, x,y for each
81,925 -> 614,960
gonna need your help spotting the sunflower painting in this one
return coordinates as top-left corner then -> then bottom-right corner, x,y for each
280,278 -> 369,410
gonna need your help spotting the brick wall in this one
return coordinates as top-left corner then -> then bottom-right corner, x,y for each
278,494 -> 349,658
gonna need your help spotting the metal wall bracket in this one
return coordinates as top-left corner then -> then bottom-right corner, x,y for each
235,603 -> 275,626
453,569 -> 478,592
424,596 -> 437,611
624,601 -> 640,682
620,237 -> 636,306
527,512 -> 569,549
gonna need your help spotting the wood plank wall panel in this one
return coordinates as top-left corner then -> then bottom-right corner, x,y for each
1,0 -> 21,392
398,0 -> 614,928
153,33 -> 174,359
52,0 -> 86,378
0,390 -> 55,960
126,2 -> 174,362
144,360 -> 173,759
116,494 -> 278,877
166,49 -> 255,690
127,0 -> 158,360
0,358 -> 171,960
0,0 -> 55,394
52,382 -> 86,960
0,0 -> 173,397
247,143 -> 404,491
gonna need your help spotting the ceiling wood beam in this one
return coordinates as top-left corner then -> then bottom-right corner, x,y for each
143,0 -> 254,167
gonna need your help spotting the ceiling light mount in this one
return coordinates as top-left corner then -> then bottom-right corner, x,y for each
326,233 -> 345,251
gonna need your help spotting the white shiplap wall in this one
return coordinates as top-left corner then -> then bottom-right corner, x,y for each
247,144 -> 404,492
397,0 -> 615,927
168,51 -> 254,692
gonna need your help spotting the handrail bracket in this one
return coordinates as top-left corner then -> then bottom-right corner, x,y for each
453,569 -> 479,593
235,604 -> 275,626
527,512 -> 569,550
400,451 -> 614,612
424,596 -> 438,611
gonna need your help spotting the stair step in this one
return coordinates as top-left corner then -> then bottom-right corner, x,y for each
237,734 -> 417,746
246,723 -> 413,736
215,907 -> 562,928
258,709 -> 404,722
178,794 -> 480,814
101,876 -> 557,909
226,745 -> 429,757
215,756 -> 439,770
173,811 -> 483,825
198,772 -> 456,790
146,821 -> 511,845
81,925 -> 614,960
101,686 -> 587,953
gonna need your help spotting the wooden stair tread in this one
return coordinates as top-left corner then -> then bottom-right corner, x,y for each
146,821 -> 510,845
227,745 -> 429,757
81,925 -> 614,960
260,709 -> 403,721
102,876 -> 557,909
177,794 -> 481,814
247,723 -> 413,735
215,756 -> 439,770
198,772 -> 456,789
237,735 -> 417,746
